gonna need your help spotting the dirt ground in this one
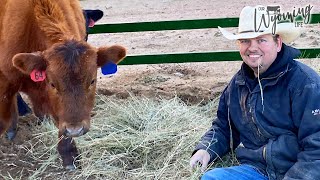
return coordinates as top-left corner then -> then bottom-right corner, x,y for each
1,0 -> 320,178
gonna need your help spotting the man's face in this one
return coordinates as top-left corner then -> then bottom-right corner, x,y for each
238,34 -> 282,76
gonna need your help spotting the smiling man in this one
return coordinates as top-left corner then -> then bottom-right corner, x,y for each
238,34 -> 281,76
190,5 -> 320,180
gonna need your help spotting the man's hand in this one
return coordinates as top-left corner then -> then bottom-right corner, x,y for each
190,149 -> 211,172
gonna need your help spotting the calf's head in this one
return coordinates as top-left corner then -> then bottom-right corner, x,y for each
13,40 -> 126,137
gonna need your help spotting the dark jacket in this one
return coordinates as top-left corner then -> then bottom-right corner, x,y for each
195,44 -> 320,180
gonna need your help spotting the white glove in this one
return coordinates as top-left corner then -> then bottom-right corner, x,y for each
190,149 -> 211,172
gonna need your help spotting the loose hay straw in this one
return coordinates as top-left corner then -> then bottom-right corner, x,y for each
9,95 -> 220,179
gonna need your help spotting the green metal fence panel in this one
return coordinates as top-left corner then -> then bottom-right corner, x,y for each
89,18 -> 238,34
90,14 -> 320,65
119,48 -> 320,65
90,14 -> 320,34
119,51 -> 240,65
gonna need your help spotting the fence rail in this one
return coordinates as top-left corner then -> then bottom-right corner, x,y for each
89,14 -> 320,65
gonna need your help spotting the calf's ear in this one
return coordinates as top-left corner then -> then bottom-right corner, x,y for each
97,45 -> 126,67
12,52 -> 47,74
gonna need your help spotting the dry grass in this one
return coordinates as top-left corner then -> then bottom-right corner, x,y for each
2,95 -> 224,180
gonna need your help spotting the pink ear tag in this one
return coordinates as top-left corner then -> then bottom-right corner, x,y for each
30,70 -> 46,82
89,19 -> 95,27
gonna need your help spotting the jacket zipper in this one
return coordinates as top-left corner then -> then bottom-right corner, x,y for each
252,115 -> 262,137
249,105 -> 263,137
263,145 -> 267,161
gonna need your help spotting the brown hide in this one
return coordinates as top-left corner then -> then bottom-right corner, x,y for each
0,0 -> 126,170
0,0 -> 8,38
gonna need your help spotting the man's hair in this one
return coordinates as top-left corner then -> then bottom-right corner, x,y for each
236,34 -> 280,45
273,34 -> 280,43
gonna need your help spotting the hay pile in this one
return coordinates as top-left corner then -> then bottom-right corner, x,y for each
5,95 -> 221,179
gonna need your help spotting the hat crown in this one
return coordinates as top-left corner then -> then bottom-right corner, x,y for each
218,5 -> 301,43
238,6 -> 270,33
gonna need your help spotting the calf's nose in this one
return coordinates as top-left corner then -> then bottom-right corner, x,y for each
65,126 -> 84,137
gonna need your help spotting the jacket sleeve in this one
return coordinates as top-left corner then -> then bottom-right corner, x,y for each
194,84 -> 240,163
284,83 -> 320,179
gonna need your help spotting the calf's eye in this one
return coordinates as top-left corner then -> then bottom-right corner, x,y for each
90,79 -> 95,85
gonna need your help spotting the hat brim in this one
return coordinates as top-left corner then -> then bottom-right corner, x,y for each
218,23 -> 301,44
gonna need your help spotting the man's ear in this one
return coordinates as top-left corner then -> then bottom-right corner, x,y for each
12,52 -> 47,74
276,35 -> 283,52
97,45 -> 126,67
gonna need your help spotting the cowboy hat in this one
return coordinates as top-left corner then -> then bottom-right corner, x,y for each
218,5 -> 301,43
